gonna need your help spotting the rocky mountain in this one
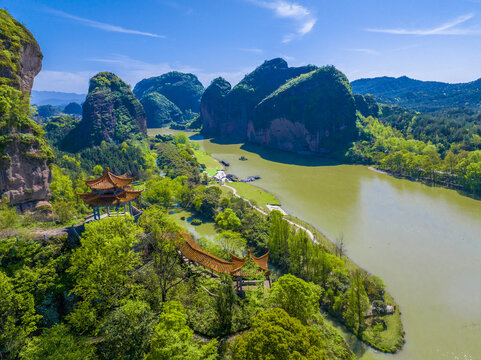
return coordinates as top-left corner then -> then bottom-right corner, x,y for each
0,9 -> 53,209
201,58 -> 357,153
351,76 -> 481,112
64,72 -> 147,151
133,72 -> 204,127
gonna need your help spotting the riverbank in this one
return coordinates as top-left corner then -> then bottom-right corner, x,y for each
216,179 -> 404,354
176,129 -> 405,354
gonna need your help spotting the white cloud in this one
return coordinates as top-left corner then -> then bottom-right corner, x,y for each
248,0 -> 316,42
299,18 -> 316,35
87,55 -> 198,86
235,47 -> 264,53
367,14 -> 478,35
347,48 -> 379,55
33,55 -> 257,93
47,9 -> 165,38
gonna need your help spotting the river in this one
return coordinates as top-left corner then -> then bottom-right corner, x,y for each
153,128 -> 481,359
199,139 -> 481,360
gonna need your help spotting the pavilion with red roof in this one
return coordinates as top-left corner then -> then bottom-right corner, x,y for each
79,167 -> 143,220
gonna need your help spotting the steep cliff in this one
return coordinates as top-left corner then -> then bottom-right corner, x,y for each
199,77 -> 232,137
0,9 -> 43,93
65,72 -> 147,151
133,72 -> 204,126
0,10 -> 53,208
201,59 -> 356,153
249,67 -> 357,153
201,58 -> 317,140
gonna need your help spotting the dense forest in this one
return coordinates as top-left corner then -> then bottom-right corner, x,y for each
351,75 -> 481,112
348,102 -> 481,196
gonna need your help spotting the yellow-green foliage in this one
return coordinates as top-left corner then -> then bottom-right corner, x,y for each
0,85 -> 53,163
0,9 -> 39,88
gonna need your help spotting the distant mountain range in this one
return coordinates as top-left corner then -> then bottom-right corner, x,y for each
31,90 -> 86,106
351,76 -> 481,112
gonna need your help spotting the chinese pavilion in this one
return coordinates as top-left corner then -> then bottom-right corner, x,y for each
176,232 -> 271,289
79,168 -> 142,220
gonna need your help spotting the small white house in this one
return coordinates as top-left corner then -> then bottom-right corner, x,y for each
214,170 -> 226,183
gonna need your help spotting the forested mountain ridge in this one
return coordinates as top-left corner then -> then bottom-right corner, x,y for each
201,58 -> 357,153
351,75 -> 481,112
0,9 -> 53,209
133,72 -> 204,128
62,72 -> 147,151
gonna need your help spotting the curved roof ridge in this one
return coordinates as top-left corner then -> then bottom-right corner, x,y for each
176,233 -> 270,276
84,167 -> 134,190
179,233 -> 232,265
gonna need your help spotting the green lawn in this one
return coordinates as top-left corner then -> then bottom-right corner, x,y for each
361,292 -> 405,353
227,182 -> 280,209
193,149 -> 221,176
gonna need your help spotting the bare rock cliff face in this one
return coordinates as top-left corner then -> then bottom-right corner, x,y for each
0,138 -> 52,207
18,40 -> 43,94
0,10 -> 53,208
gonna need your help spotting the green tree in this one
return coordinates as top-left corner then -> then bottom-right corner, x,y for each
344,270 -> 370,334
0,196 -> 17,229
232,308 -> 326,360
215,208 -> 241,230
144,301 -> 217,360
98,300 -> 155,360
144,176 -> 182,208
139,206 -> 187,303
93,165 -> 104,176
67,216 -> 141,332
19,324 -> 96,360
215,275 -> 236,335
218,230 -> 246,258
0,270 -> 40,358
268,210 -> 290,270
266,274 -> 321,324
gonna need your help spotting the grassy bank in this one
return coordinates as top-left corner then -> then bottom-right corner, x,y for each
227,182 -> 280,210
193,149 -> 222,176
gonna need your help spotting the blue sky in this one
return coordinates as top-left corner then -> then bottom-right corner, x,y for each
4,0 -> 481,93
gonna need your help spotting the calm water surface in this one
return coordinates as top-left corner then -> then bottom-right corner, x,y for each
197,139 -> 481,360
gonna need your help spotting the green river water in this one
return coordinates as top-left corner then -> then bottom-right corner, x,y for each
156,129 -> 481,359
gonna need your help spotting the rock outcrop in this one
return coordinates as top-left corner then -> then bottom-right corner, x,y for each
201,58 -> 318,141
0,9 -> 43,93
249,67 -> 357,153
0,10 -> 53,208
64,72 -> 147,151
201,59 -> 357,153
133,72 -> 204,127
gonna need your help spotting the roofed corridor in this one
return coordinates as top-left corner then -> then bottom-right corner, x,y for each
175,232 -> 271,289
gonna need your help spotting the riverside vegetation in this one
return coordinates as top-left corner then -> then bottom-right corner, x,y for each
1,127 -> 404,359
